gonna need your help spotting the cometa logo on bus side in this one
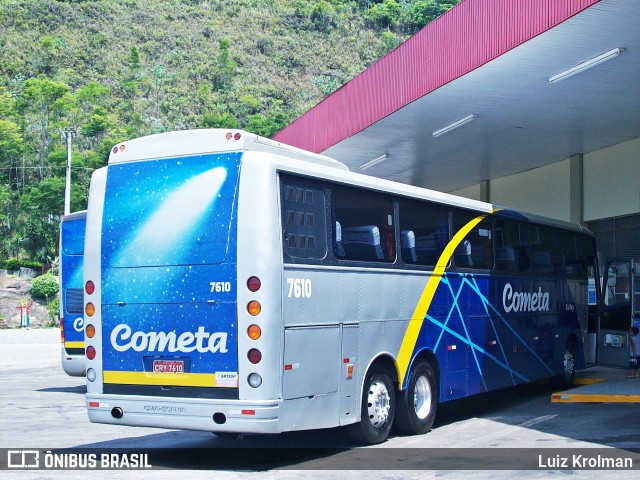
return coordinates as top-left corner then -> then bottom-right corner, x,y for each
110,324 -> 228,353
502,283 -> 550,313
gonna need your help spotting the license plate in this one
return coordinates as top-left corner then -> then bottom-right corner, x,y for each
152,360 -> 184,373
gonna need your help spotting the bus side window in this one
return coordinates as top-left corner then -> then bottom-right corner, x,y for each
332,185 -> 395,263
280,176 -> 327,261
398,198 -> 450,267
451,210 -> 493,270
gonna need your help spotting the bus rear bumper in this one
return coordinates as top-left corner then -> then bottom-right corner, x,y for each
86,393 -> 283,434
61,348 -> 86,377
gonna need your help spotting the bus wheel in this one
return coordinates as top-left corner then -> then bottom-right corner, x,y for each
394,361 -> 437,435
561,343 -> 576,386
346,367 -> 395,445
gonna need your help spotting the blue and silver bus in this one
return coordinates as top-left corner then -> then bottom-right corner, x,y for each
59,210 -> 87,377
84,129 -> 598,444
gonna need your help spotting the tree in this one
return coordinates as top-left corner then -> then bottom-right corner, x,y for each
21,78 -> 71,178
213,39 -> 237,91
368,0 -> 401,29
407,0 -> 444,33
311,1 -> 336,32
0,120 -> 25,186
80,106 -> 111,139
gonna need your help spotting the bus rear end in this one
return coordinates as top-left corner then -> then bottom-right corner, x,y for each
59,211 -> 87,376
84,130 -> 280,432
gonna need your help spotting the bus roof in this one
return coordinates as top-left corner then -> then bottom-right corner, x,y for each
62,210 -> 87,222
107,129 -> 348,171
106,129 -> 590,236
272,155 -> 593,236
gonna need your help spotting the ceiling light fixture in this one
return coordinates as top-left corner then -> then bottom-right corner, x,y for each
360,153 -> 390,170
432,114 -> 478,137
549,48 -> 623,83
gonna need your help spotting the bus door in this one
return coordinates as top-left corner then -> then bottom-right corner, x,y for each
599,258 -> 640,367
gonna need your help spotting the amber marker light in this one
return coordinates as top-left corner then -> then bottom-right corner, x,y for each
85,302 -> 95,317
247,301 -> 261,316
247,324 -> 261,340
86,324 -> 96,339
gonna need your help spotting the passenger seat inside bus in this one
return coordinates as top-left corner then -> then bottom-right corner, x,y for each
414,233 -> 440,265
455,240 -> 473,267
343,225 -> 385,261
401,230 -> 417,263
532,250 -> 553,274
334,221 -> 346,258
497,246 -> 516,271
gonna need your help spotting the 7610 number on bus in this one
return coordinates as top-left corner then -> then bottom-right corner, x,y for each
286,278 -> 312,298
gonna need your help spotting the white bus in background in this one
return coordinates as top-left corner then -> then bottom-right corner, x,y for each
59,210 -> 87,376
83,129 -> 597,444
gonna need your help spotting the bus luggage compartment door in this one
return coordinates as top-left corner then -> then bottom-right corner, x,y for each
283,326 -> 340,400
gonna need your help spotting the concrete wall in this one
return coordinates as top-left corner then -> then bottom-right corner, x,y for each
451,136 -> 640,223
583,137 -> 640,222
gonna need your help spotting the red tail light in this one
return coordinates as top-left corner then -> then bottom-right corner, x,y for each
247,349 -> 262,364
247,276 -> 261,292
86,346 -> 96,360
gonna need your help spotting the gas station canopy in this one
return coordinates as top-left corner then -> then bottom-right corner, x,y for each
274,0 -> 640,193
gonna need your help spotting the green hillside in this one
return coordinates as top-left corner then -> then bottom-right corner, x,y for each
0,0 -> 460,266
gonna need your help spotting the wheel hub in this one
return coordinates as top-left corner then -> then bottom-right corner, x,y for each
413,376 -> 432,420
367,380 -> 391,427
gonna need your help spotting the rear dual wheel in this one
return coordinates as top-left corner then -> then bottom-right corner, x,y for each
394,361 -> 437,435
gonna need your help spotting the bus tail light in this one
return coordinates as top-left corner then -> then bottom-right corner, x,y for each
86,346 -> 96,360
248,373 -> 262,388
85,302 -> 95,317
247,324 -> 261,340
85,280 -> 95,295
247,276 -> 261,292
86,324 -> 95,339
247,301 -> 261,316
60,321 -> 65,343
247,349 -> 262,364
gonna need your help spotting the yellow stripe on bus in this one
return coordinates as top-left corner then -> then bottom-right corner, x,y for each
65,341 -> 85,349
396,213 -> 488,387
104,370 -> 217,387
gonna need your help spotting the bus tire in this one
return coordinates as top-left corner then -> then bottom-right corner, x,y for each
394,361 -> 437,435
559,342 -> 577,387
346,367 -> 395,445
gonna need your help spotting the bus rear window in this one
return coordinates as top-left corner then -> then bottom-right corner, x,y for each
61,219 -> 86,256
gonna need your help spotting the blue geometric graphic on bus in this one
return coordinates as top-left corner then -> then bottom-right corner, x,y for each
417,273 -> 577,402
100,153 -> 241,378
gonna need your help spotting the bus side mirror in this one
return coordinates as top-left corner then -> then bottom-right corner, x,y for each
607,267 -> 617,287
